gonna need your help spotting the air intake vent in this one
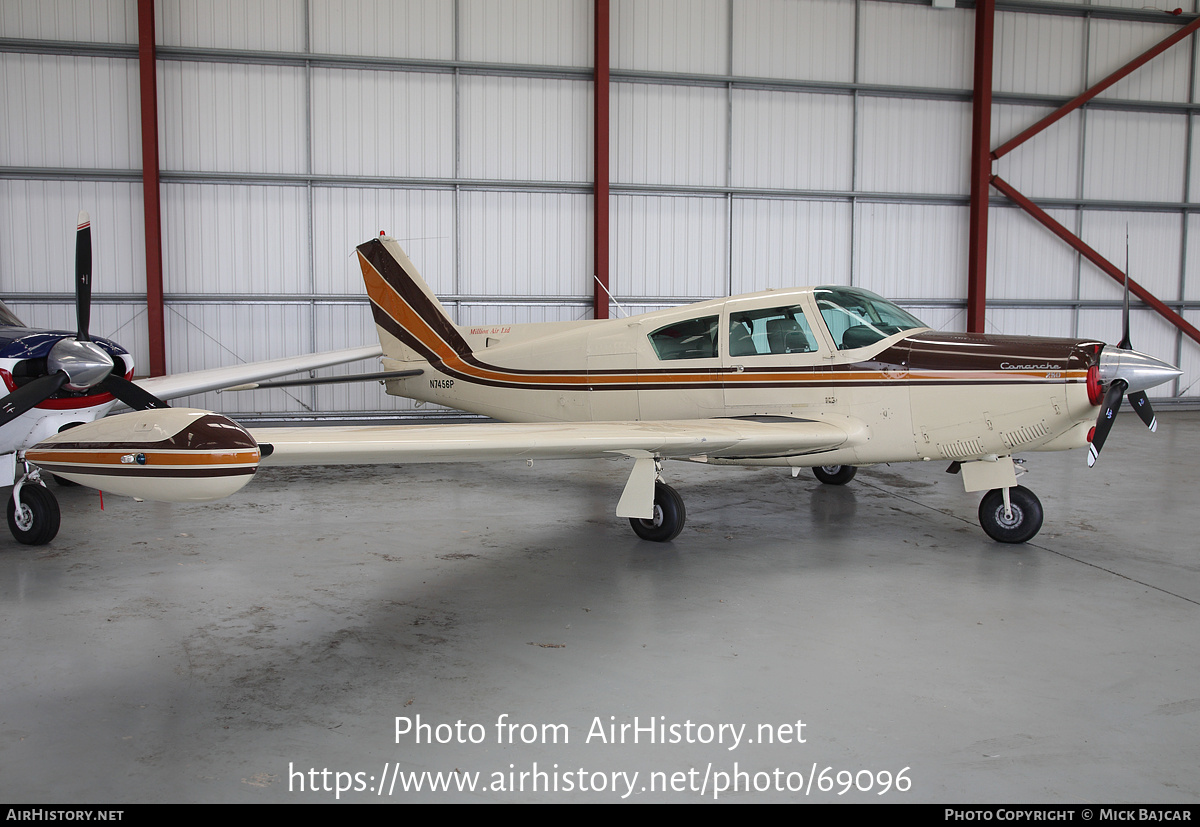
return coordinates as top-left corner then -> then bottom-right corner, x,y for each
1001,421 -> 1049,449
938,438 -> 984,459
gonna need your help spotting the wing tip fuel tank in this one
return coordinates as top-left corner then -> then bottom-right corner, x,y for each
26,408 -> 261,503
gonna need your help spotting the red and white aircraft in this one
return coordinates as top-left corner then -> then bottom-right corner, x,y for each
0,213 -> 379,544
27,232 -> 1182,546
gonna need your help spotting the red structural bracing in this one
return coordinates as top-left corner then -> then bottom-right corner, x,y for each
991,176 -> 1200,347
968,6 -> 1200,347
593,0 -> 611,321
137,0 -> 166,376
992,14 -> 1200,162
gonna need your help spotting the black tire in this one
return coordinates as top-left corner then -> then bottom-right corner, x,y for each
978,485 -> 1043,544
629,482 -> 686,543
812,465 -> 857,485
7,485 -> 61,546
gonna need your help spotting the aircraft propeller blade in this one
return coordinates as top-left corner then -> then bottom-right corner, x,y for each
0,372 -> 70,429
1087,378 -> 1127,467
97,375 -> 170,411
1127,389 -> 1157,432
1120,231 -> 1131,350
75,211 -> 92,342
1087,243 -> 1166,461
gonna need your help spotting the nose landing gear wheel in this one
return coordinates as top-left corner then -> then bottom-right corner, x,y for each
978,485 -> 1042,544
629,481 -> 686,543
7,484 -> 61,546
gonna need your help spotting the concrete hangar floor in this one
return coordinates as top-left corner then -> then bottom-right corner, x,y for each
0,412 -> 1197,804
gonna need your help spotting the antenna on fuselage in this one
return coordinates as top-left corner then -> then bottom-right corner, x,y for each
593,273 -> 629,318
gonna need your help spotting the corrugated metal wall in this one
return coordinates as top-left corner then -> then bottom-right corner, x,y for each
2,0 -> 1198,417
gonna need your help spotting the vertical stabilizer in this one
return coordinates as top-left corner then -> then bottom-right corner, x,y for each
356,236 -> 471,365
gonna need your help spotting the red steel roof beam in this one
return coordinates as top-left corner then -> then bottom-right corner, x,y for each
991,175 -> 1200,347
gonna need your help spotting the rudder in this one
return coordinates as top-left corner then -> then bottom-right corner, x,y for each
356,235 -> 471,366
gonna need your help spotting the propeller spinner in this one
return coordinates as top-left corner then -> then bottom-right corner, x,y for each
0,212 -> 170,430
1086,269 -> 1182,466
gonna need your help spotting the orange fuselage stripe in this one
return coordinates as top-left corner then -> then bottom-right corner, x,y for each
26,449 -> 260,467
360,254 -> 1087,388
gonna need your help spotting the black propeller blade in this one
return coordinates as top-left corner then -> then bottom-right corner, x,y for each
75,211 -> 92,342
0,373 -> 70,429
1088,378 -> 1126,468
1116,245 -> 1158,432
1087,242 -> 1172,466
1128,390 -> 1156,432
0,212 -> 171,431
98,375 -> 170,411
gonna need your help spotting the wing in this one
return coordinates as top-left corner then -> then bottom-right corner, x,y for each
252,416 -> 865,520
27,410 -> 865,518
132,344 -> 383,403
251,416 -> 861,466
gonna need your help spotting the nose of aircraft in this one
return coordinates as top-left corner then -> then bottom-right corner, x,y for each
1087,345 -> 1182,467
1098,346 -> 1182,394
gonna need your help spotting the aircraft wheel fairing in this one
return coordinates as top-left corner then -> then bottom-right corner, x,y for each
813,465 -> 857,485
7,484 -> 60,546
978,485 -> 1043,544
629,481 -> 686,543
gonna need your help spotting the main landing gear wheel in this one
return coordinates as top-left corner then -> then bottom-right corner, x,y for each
629,481 -> 686,543
977,485 -> 1042,544
812,465 -> 857,485
7,484 -> 61,546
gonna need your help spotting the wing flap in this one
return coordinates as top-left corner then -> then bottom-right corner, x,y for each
252,416 -> 861,467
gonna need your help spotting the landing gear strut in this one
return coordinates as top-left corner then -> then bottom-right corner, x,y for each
977,485 -> 1042,544
7,466 -> 61,546
629,481 -> 686,543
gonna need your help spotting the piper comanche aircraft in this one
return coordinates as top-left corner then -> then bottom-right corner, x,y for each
0,213 -> 380,545
26,232 -> 1183,545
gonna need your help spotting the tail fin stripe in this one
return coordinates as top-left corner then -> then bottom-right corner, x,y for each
359,251 -> 476,370
357,239 -> 472,358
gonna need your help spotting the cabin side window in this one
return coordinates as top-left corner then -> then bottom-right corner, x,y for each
728,305 -> 818,356
648,316 -> 719,360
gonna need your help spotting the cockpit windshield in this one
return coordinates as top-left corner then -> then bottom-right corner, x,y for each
813,287 -> 927,351
0,300 -> 25,328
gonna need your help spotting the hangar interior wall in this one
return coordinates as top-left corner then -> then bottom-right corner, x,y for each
2,0 -> 1199,417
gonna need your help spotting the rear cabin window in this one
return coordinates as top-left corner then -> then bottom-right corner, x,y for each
648,316 -> 719,360
729,305 -> 818,356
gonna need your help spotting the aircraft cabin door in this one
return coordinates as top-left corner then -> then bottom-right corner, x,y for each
722,297 -> 829,415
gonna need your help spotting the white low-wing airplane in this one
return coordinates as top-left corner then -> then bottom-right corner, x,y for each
0,213 -> 381,545
26,232 -> 1182,545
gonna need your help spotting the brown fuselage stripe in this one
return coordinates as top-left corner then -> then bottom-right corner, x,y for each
28,463 -> 257,478
358,238 -> 1102,394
